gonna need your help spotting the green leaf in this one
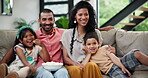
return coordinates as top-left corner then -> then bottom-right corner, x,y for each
14,18 -> 37,29
55,16 -> 69,29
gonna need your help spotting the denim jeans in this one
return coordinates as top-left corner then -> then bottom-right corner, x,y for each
35,66 -> 69,78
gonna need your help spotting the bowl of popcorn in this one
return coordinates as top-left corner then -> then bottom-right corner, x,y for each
42,62 -> 63,71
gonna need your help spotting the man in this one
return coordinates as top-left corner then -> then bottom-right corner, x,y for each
34,9 -> 69,78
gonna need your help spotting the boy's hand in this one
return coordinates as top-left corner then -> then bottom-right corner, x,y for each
121,67 -> 132,78
82,46 -> 91,54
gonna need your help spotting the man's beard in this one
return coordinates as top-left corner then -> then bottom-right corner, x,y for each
42,24 -> 54,32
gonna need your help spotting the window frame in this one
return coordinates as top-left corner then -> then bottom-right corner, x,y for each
40,0 -> 73,18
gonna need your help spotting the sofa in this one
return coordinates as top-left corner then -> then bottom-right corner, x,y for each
0,29 -> 148,78
101,29 -> 148,78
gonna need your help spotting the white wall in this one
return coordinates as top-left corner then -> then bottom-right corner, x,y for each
89,0 -> 100,26
0,0 -> 39,30
0,0 -> 98,30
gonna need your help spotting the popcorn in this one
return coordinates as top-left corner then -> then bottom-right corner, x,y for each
42,61 -> 63,65
42,62 -> 63,71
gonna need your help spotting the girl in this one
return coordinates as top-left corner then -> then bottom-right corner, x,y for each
2,26 -> 49,78
83,31 -> 148,78
61,1 -> 103,78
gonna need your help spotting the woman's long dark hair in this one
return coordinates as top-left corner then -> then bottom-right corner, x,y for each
8,28 -> 37,65
69,1 -> 97,54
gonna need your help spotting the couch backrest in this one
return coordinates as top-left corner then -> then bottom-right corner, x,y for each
115,29 -> 148,57
101,29 -> 117,46
1,29 -> 148,58
0,29 -> 148,66
101,29 -> 148,70
0,30 -> 17,60
101,29 -> 148,57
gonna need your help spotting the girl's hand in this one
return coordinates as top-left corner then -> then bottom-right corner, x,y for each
29,65 -> 36,74
121,67 -> 132,78
33,39 -> 42,46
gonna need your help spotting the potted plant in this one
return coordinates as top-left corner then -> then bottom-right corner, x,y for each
55,16 -> 69,29
14,18 -> 37,29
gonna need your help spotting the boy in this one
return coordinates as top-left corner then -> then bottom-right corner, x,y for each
83,31 -> 148,78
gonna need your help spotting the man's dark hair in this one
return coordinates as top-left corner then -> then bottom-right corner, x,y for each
39,9 -> 54,18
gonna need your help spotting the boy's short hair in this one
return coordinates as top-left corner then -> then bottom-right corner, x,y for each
83,31 -> 99,44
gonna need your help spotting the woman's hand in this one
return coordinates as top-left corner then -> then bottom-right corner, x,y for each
73,62 -> 84,69
106,45 -> 116,54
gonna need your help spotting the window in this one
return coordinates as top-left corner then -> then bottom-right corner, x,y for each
40,0 -> 73,20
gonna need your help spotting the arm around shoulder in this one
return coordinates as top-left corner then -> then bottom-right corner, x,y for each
0,48 -> 13,64
98,26 -> 114,31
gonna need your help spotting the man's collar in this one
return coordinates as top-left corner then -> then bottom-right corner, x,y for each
38,27 -> 56,36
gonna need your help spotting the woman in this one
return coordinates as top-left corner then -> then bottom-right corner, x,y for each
61,1 -> 103,78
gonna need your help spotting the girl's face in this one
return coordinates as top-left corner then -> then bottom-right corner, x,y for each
20,30 -> 35,49
75,8 -> 89,27
85,38 -> 99,54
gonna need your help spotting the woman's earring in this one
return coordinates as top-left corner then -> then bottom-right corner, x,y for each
74,20 -> 77,23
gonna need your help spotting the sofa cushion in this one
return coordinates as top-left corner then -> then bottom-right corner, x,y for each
115,29 -> 148,70
0,30 -> 16,60
101,29 -> 118,47
115,29 -> 148,56
103,71 -> 148,78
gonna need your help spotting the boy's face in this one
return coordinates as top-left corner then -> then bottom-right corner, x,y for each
85,38 -> 99,54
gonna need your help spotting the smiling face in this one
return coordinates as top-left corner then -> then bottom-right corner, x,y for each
19,30 -> 35,50
85,38 -> 100,54
75,8 -> 89,27
38,12 -> 55,34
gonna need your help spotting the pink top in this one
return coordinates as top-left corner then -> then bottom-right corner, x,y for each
35,27 -> 65,67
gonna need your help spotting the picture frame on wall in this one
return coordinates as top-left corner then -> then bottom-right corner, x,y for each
1,0 -> 13,15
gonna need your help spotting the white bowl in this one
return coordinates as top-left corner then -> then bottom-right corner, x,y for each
42,62 -> 63,71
